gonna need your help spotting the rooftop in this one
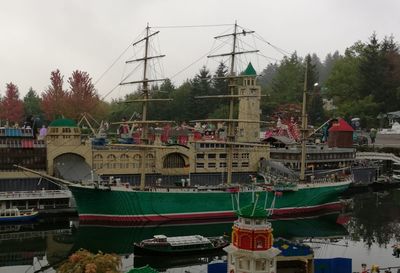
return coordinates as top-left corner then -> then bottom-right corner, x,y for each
49,118 -> 78,128
328,118 -> 354,132
243,62 -> 257,76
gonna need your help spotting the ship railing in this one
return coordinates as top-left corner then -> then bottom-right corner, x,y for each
356,152 -> 400,164
0,190 -> 71,201
0,139 -> 46,148
233,221 -> 272,230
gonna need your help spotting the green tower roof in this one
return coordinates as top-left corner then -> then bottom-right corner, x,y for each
243,62 -> 257,76
237,203 -> 268,219
127,265 -> 159,273
49,118 -> 78,127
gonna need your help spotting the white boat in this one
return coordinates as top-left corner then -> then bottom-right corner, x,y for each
0,208 -> 39,223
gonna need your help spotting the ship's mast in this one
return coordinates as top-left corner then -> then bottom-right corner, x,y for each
206,21 -> 258,184
299,63 -> 308,181
120,24 -> 168,190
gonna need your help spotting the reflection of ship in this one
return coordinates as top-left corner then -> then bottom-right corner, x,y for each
134,252 -> 223,272
130,213 -> 347,271
0,217 -> 73,268
70,213 -> 348,256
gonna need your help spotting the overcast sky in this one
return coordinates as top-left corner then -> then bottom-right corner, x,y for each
0,0 -> 399,101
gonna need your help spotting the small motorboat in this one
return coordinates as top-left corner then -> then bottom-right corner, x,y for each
0,208 -> 39,223
133,234 -> 229,256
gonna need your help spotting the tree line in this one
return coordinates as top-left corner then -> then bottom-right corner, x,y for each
1,33 -> 399,129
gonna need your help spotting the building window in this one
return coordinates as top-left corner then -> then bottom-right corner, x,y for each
220,162 -> 227,168
197,154 -> 205,159
107,154 -> 117,168
241,153 -> 249,159
256,259 -> 266,271
242,162 -> 249,167
219,153 -> 227,159
120,154 -> 129,168
232,162 -> 238,168
208,154 -> 216,159
233,153 -> 239,159
208,163 -> 216,168
196,163 -> 204,168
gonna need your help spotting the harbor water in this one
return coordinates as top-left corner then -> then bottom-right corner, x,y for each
1,189 -> 399,273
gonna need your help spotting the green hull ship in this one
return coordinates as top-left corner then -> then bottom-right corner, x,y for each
33,24 -> 353,224
70,180 -> 350,223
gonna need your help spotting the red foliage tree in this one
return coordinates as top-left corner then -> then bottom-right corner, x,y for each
0,83 -> 24,125
66,70 -> 100,118
41,69 -> 69,120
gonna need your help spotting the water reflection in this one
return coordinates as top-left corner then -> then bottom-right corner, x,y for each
1,189 -> 400,273
346,190 -> 400,248
0,217 -> 72,271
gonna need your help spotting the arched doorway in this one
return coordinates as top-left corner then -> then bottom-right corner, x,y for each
53,153 -> 92,182
163,153 -> 186,168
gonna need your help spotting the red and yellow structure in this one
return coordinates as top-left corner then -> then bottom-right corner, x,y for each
224,203 -> 281,273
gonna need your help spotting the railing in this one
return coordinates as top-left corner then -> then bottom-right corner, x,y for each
0,139 -> 45,148
0,128 -> 33,137
356,152 -> 400,164
0,190 -> 71,201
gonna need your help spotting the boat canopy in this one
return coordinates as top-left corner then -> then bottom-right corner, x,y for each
163,235 -> 211,246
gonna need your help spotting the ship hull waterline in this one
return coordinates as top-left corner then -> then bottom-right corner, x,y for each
69,181 -> 350,223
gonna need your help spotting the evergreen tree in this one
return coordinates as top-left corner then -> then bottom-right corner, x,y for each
304,54 -> 319,90
358,33 -> 385,103
188,66 -> 213,120
320,51 -> 341,85
212,62 -> 228,96
308,84 -> 325,126
310,53 -> 323,83
169,81 -> 192,122
23,88 -> 43,119
148,79 -> 175,120
325,50 -> 361,118
304,54 -> 324,125
381,35 -> 400,112
258,63 -> 278,88
271,52 -> 304,104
